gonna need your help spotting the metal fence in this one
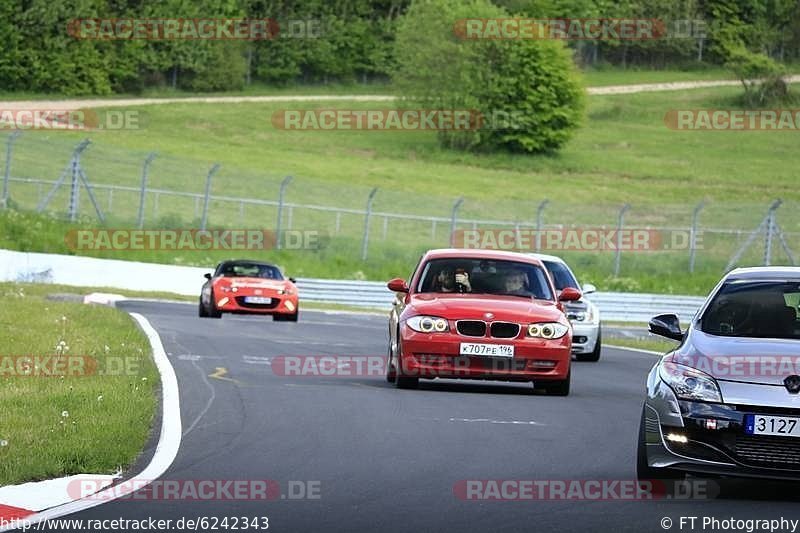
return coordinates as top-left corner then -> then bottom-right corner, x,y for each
1,131 -> 798,278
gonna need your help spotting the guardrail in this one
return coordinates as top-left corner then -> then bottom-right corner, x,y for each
0,249 -> 706,323
295,278 -> 706,323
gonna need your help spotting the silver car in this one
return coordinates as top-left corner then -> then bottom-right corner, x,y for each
640,267 -> 800,481
528,253 -> 601,362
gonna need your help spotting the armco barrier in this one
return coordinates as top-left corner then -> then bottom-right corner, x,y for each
0,249 -> 706,323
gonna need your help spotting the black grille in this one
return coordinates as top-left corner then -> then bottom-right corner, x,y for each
490,322 -> 520,339
457,320 -> 486,337
735,435 -> 800,469
235,296 -> 279,309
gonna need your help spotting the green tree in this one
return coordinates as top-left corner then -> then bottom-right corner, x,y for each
393,0 -> 583,153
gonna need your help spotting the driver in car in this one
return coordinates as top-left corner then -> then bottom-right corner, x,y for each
435,266 -> 472,293
503,269 -> 530,296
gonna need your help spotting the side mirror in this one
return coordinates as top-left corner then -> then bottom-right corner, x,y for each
387,278 -> 409,293
582,283 -> 597,295
289,277 -> 297,283
204,273 -> 212,280
558,287 -> 582,302
649,313 -> 683,341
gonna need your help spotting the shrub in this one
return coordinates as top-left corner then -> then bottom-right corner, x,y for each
392,0 -> 584,154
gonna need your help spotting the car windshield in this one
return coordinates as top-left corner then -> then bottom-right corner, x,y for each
218,263 -> 283,280
416,258 -> 553,300
542,260 -> 579,290
700,280 -> 800,339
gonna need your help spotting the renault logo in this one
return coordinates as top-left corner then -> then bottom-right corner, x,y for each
784,375 -> 800,394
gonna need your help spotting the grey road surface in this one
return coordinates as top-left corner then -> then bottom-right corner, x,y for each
27,301 -> 800,533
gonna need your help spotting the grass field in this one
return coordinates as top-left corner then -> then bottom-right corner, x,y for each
2,80 -> 799,295
0,282 -> 158,485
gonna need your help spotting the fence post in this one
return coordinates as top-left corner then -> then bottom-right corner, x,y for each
688,200 -> 705,273
200,163 -> 220,231
450,197 -> 464,247
68,140 -> 92,222
613,203 -> 631,277
2,131 -> 22,209
725,200 -> 781,271
764,199 -> 783,266
137,153 -> 156,229
276,175 -> 293,250
361,187 -> 378,260
535,199 -> 549,251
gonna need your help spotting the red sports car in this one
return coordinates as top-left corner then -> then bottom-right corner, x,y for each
199,260 -> 299,321
386,249 -> 580,394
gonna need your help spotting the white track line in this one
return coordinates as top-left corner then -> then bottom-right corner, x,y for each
0,313 -> 182,531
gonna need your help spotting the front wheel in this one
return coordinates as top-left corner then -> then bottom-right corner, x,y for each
207,291 -> 222,319
198,297 -> 208,317
386,345 -> 396,383
540,369 -> 570,396
274,308 -> 299,322
394,342 -> 418,389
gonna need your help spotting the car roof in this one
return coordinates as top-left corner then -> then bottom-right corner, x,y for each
526,252 -> 566,264
218,259 -> 278,268
725,266 -> 800,281
423,248 -> 545,266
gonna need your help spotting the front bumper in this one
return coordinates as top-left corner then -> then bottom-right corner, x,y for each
643,368 -> 800,480
398,327 -> 570,382
570,321 -> 600,354
215,292 -> 299,315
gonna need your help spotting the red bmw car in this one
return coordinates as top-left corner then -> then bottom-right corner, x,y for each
386,249 -> 581,394
199,260 -> 299,321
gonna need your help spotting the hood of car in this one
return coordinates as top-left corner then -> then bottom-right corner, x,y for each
407,293 -> 564,323
671,329 -> 800,386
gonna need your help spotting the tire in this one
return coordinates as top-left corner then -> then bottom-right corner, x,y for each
540,368 -> 570,396
394,341 -> 418,389
386,345 -> 396,383
273,307 -> 299,322
576,329 -> 601,362
207,291 -> 222,319
198,297 -> 208,317
637,405 -> 684,483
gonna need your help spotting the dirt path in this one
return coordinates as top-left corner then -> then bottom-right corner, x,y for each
3,76 -> 799,109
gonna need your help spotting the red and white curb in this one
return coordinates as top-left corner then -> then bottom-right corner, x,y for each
0,312 -> 182,531
0,474 -> 118,521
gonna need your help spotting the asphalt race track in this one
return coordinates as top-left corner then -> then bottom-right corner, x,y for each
33,301 -> 800,533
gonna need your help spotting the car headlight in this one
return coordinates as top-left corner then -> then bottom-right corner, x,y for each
527,322 -> 569,339
406,315 -> 449,333
659,361 -> 722,403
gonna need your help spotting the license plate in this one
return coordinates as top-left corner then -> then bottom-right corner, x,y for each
744,414 -> 800,437
244,296 -> 272,304
459,343 -> 514,358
